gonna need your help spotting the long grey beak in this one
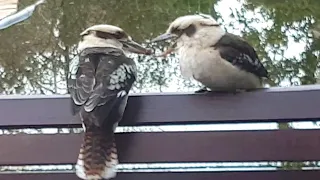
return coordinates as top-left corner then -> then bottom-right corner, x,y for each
151,33 -> 178,42
120,39 -> 152,55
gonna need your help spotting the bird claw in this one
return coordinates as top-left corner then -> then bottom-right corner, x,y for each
194,87 -> 260,95
198,88 -> 242,95
194,87 -> 210,93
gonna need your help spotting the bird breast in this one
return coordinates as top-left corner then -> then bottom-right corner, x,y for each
177,46 -> 261,90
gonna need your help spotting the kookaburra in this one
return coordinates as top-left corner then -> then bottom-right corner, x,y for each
69,24 -> 151,180
151,13 -> 269,92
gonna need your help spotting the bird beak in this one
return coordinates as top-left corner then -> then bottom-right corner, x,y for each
120,39 -> 152,55
151,33 -> 178,42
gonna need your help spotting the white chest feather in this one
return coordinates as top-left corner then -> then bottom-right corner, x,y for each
177,46 -> 261,90
178,46 -> 219,79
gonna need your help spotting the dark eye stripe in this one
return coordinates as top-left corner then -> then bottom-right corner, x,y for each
200,22 -> 220,27
114,31 -> 127,39
170,24 -> 196,37
95,31 -> 114,39
170,27 -> 182,34
184,24 -> 196,37
94,30 -> 127,40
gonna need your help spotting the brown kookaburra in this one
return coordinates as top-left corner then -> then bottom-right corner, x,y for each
69,24 -> 151,180
152,13 -> 268,92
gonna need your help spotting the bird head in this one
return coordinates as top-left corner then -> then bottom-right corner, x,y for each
151,13 -> 225,57
78,24 -> 152,55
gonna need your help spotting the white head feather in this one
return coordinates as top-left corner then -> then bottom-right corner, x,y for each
77,24 -> 128,52
151,14 -> 226,79
166,13 -> 225,48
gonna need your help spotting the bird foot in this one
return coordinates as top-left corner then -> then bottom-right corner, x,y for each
194,87 -> 210,93
194,87 -> 260,95
194,88 -> 239,95
206,89 -> 244,95
212,90 -> 240,94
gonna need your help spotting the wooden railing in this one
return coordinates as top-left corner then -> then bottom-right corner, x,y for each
0,85 -> 320,180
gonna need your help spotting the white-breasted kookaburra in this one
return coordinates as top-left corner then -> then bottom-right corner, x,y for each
151,13 -> 269,93
69,24 -> 151,180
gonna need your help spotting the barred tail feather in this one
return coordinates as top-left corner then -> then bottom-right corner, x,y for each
76,127 -> 118,180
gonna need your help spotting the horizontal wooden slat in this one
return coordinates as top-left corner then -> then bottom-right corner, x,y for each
0,171 -> 319,180
0,85 -> 320,128
1,130 -> 319,165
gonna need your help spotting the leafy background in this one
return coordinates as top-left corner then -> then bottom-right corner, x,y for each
0,0 -> 319,173
0,0 -> 319,95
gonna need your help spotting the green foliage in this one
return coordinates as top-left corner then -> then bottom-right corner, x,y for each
0,0 -> 318,94
0,0 -> 318,170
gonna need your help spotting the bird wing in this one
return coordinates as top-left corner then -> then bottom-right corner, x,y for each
213,33 -> 268,78
69,47 -> 136,127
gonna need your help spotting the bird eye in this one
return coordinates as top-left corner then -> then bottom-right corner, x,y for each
114,31 -> 126,39
170,25 -> 196,37
170,27 -> 182,35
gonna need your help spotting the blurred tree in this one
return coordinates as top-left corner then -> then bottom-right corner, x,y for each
243,0 -> 320,85
0,0 -> 218,94
0,0 -> 318,172
0,0 -> 318,94
242,0 -> 320,169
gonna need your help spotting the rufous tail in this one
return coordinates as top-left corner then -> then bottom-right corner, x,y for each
76,126 -> 118,180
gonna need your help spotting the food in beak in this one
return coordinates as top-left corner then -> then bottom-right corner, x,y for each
154,42 -> 177,57
155,47 -> 175,57
121,39 -> 153,55
150,33 -> 178,57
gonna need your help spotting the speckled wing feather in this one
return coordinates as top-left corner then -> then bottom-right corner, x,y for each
68,47 -> 136,180
213,33 -> 268,78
